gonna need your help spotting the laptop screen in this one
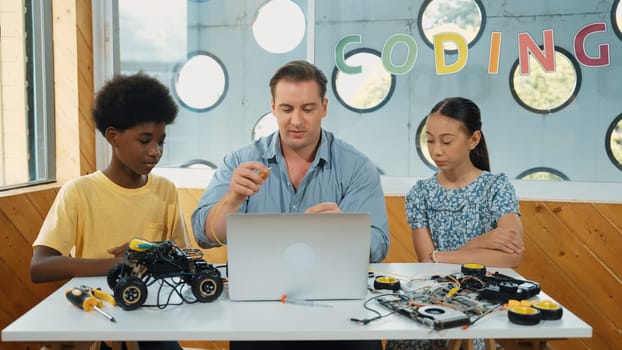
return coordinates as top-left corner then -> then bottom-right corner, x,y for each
226,213 -> 372,301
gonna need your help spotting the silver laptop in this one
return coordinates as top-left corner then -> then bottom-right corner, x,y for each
226,213 -> 372,301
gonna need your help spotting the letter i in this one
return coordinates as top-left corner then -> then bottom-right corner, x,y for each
488,32 -> 502,74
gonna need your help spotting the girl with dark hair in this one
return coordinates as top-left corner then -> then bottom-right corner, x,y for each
410,96 -> 523,267
386,97 -> 524,350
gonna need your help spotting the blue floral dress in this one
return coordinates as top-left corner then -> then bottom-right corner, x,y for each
386,172 -> 520,350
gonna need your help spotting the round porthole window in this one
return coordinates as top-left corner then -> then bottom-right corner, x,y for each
510,47 -> 581,114
612,0 -> 622,40
180,159 -> 217,169
172,52 -> 228,112
516,167 -> 569,181
332,48 -> 395,113
252,0 -> 305,53
418,0 -> 486,50
605,113 -> 622,171
252,112 -> 278,141
415,118 -> 437,171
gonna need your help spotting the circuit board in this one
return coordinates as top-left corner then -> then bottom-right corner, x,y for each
375,274 -> 506,330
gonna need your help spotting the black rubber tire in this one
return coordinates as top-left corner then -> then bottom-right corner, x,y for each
508,306 -> 541,326
107,263 -> 133,290
191,272 -> 223,302
532,301 -> 563,320
114,276 -> 148,310
373,276 -> 401,292
461,263 -> 487,276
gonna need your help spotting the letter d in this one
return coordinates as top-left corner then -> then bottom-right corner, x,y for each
434,33 -> 468,75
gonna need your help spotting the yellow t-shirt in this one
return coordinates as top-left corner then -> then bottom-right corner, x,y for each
33,171 -> 189,258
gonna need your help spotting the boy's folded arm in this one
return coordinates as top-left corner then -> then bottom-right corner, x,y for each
30,245 -> 122,283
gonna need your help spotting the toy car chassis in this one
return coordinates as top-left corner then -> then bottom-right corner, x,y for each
107,238 -> 223,310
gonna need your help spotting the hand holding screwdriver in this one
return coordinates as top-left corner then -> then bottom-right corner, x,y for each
65,286 -> 116,322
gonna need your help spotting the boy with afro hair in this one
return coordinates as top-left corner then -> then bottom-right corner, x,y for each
31,73 -> 188,349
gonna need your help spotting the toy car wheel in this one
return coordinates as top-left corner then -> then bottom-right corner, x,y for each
114,276 -> 148,310
191,272 -> 223,302
107,263 -> 133,289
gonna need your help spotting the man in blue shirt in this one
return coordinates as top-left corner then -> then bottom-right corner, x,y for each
191,60 -> 388,350
191,60 -> 389,264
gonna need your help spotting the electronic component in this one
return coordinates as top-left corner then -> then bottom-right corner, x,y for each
370,265 -> 541,330
376,294 -> 474,330
477,272 -> 540,303
417,305 -> 471,329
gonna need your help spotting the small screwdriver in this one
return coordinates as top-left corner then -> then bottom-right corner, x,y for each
280,294 -> 333,308
65,286 -> 116,322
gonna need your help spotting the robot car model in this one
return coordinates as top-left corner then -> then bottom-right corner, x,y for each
107,238 -> 223,310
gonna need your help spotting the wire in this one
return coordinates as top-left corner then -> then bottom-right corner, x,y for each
140,277 -> 211,309
444,274 -> 461,297
469,303 -> 503,325
368,268 -> 434,283
350,293 -> 396,325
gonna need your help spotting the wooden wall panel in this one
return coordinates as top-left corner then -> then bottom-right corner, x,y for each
52,0 -> 96,181
77,0 -> 95,176
0,189 -> 66,350
514,201 -> 622,350
383,196 -> 417,263
518,204 -> 612,350
547,202 -> 622,278
594,203 -> 622,230
520,202 -> 621,321
3,188 -> 621,350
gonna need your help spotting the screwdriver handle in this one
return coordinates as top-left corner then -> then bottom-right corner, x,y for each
66,286 -> 116,322
66,287 -> 102,311
90,287 -> 117,306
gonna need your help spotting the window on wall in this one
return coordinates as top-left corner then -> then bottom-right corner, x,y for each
252,0 -> 305,53
97,0 -> 622,199
516,167 -> 569,181
613,0 -> 622,40
0,0 -> 55,191
252,112 -> 278,141
113,0 -> 311,170
173,51 -> 228,112
418,0 -> 486,50
415,119 -> 436,171
509,47 -> 581,114
606,114 -> 622,171
332,48 -> 395,113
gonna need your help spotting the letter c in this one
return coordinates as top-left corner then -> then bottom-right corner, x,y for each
335,34 -> 362,74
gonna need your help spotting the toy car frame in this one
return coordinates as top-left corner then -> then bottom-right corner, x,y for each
107,238 -> 223,310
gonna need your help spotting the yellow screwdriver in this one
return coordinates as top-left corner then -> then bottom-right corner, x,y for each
65,286 -> 116,322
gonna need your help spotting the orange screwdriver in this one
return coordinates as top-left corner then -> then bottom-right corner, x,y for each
65,286 -> 116,322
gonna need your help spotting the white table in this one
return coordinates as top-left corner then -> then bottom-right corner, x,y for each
1,263 -> 591,342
